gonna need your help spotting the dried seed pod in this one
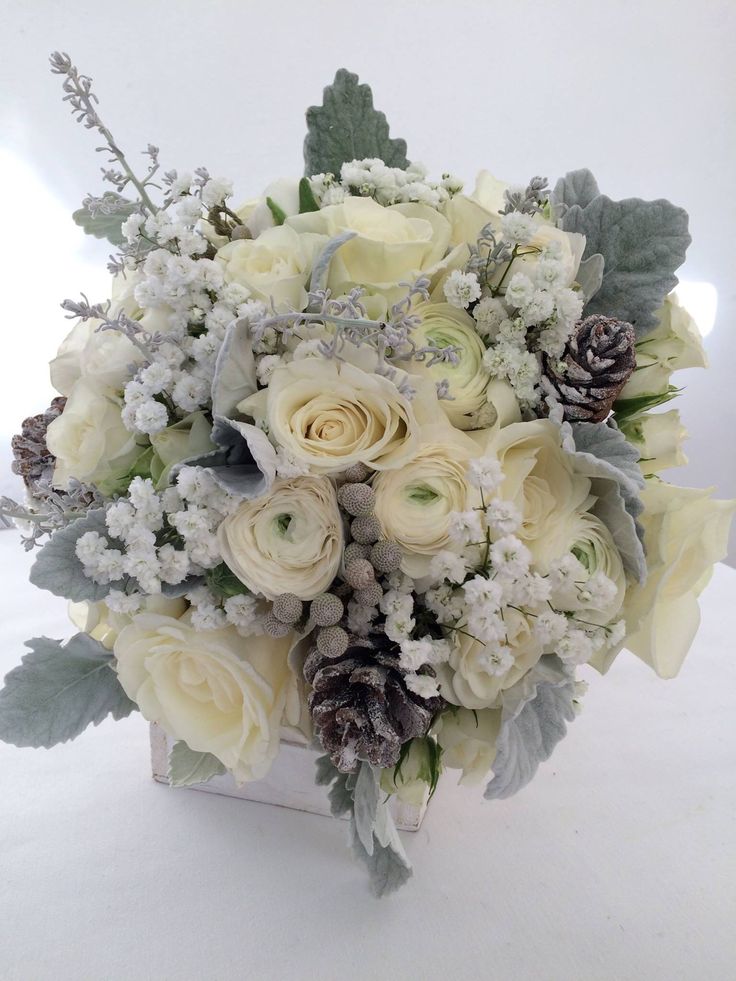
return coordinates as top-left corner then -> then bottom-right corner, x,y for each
350,515 -> 382,544
337,482 -> 375,517
310,592 -> 344,627
316,625 -> 350,659
343,558 -> 375,590
272,593 -> 303,625
370,540 -> 403,574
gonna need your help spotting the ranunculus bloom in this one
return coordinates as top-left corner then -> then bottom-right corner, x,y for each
434,707 -> 501,785
239,347 -> 446,474
554,511 -> 626,623
373,427 -> 478,577
217,476 -> 343,600
400,303 -> 492,430
285,197 -> 452,307
114,613 -> 295,783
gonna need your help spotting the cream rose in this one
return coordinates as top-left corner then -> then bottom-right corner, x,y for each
69,595 -> 187,649
240,178 -> 301,237
400,303 -> 492,430
216,225 -> 325,311
616,482 -> 735,678
217,476 -> 343,600
619,293 -> 708,400
46,378 -> 140,492
285,197 -> 452,307
488,420 -> 591,571
434,707 -> 501,785
114,613 -> 295,782
620,409 -> 688,475
373,427 -> 478,577
239,349 -> 446,474
437,608 -> 543,709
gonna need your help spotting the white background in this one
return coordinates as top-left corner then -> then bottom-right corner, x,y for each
0,0 -> 734,560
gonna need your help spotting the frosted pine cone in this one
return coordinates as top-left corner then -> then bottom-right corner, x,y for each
304,639 -> 442,773
542,315 -> 636,423
11,398 -> 66,499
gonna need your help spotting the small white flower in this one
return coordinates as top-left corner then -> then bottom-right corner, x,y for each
201,177 -> 234,209
223,593 -> 261,632
157,544 -> 190,585
137,362 -> 173,396
121,213 -> 145,244
428,550 -> 467,585
467,455 -> 504,494
462,575 -> 503,609
505,272 -> 535,308
172,374 -> 209,413
557,628 -> 595,666
520,290 -> 555,327
489,535 -> 531,579
190,603 -> 228,631
105,590 -> 143,615
404,673 -> 440,700
500,212 -> 535,245
447,510 -> 484,546
398,638 -> 434,673
533,609 -> 569,646
477,645 -> 515,677
485,499 -> 521,535
256,354 -> 282,385
443,270 -> 482,309
473,296 -> 508,339
134,400 -> 169,436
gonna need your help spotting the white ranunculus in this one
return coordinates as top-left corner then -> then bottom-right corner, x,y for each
555,511 -> 626,623
612,482 -> 735,678
216,225 -> 325,311
239,346 -> 447,474
621,409 -> 688,475
114,614 -> 295,782
487,420 -> 591,571
434,707 -> 501,785
437,608 -> 543,709
46,378 -> 141,491
619,293 -> 708,399
217,476 -> 343,601
69,595 -> 187,649
372,426 -> 478,577
400,303 -> 492,430
285,197 -> 452,307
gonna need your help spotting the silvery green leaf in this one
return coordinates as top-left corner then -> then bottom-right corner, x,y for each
173,416 -> 276,499
484,667 -> 576,801
0,633 -> 135,748
167,740 -> 226,787
562,194 -> 691,335
328,771 -> 356,817
29,508 -> 121,602
350,798 -> 412,898
309,231 -> 356,295
211,319 -> 257,419
552,168 -> 601,212
353,763 -> 380,856
576,253 -> 605,302
161,576 -> 204,598
497,655 -> 572,723
304,69 -> 409,177
72,194 -> 137,247
315,753 -> 338,787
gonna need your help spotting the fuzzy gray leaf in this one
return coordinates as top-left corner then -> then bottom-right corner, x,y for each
211,319 -> 257,419
304,69 -> 409,178
484,669 -> 575,800
552,168 -> 601,212
0,633 -> 135,748
350,799 -> 412,898
173,416 -> 276,499
29,508 -> 121,602
315,753 -> 338,786
168,740 -> 226,787
328,771 -> 356,817
309,232 -> 356,295
562,194 -> 690,335
72,195 -> 137,247
497,655 -> 572,723
353,763 -> 380,856
576,253 -> 605,302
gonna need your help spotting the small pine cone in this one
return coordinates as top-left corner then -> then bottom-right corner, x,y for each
310,592 -> 344,627
316,625 -> 349,659
11,397 -> 67,498
344,558 -> 375,590
542,315 -> 636,423
337,482 -> 375,517
305,638 -> 443,772
263,613 -> 291,638
351,515 -> 382,544
370,540 -> 402,574
272,593 -> 303,625
355,582 -> 383,608
344,541 -> 371,565
343,462 -> 372,483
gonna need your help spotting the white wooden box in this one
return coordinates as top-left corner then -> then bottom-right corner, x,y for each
150,723 -> 427,831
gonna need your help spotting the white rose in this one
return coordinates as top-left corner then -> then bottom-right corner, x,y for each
620,409 -> 688,475
619,293 -> 708,400
445,170 -> 508,248
498,217 -> 585,288
437,608 -> 543,709
239,346 -> 447,474
285,197 -> 452,307
240,178 -> 301,237
434,707 -> 501,785
400,303 -> 492,430
613,482 -> 735,678
69,595 -> 187,649
373,427 -> 478,577
114,613 -> 295,782
488,420 -> 591,571
46,378 -> 141,491
379,738 -> 435,806
217,476 -> 343,600
216,225 -> 325,311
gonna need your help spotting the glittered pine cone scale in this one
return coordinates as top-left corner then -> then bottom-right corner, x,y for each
542,315 -> 636,423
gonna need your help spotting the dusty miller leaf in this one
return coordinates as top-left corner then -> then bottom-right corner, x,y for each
353,763 -> 380,856
552,168 -> 601,212
309,231 -> 356,295
485,657 -> 576,800
0,633 -> 135,748
350,798 -> 412,898
72,194 -> 137,247
29,508 -> 121,602
304,69 -> 409,177
211,319 -> 257,419
562,194 -> 691,335
168,740 -> 226,787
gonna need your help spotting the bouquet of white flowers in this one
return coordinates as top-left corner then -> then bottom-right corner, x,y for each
1,55 -> 733,896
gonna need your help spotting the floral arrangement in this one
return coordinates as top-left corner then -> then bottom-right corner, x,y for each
1,57 -> 733,896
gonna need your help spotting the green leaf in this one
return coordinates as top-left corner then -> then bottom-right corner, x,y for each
168,740 -> 226,787
205,562 -> 249,599
0,634 -> 135,748
562,194 -> 691,336
613,386 -> 681,422
303,68 -> 409,178
265,196 -> 287,225
72,193 -> 137,247
298,177 -> 320,213
29,508 -> 122,602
